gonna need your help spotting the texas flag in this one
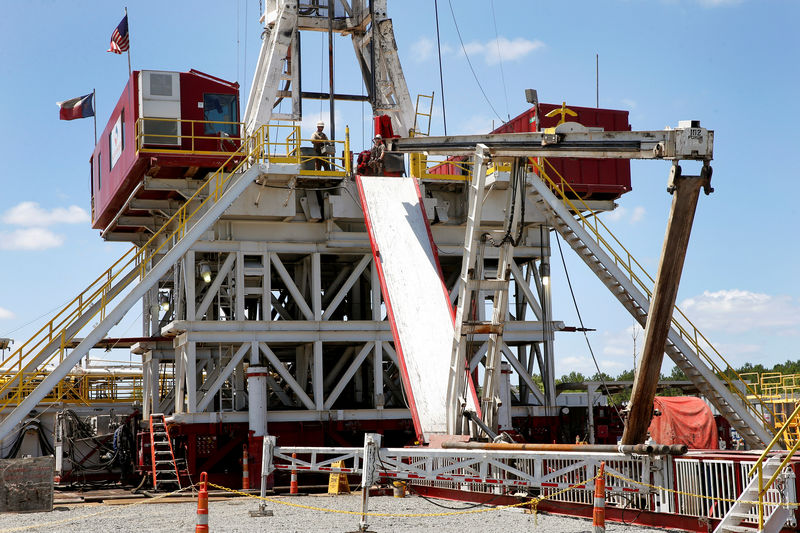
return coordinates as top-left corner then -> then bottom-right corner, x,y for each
57,93 -> 95,121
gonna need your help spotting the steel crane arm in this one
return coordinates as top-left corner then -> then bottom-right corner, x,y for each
387,123 -> 714,161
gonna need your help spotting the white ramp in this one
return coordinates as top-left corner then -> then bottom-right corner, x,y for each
357,175 -> 474,441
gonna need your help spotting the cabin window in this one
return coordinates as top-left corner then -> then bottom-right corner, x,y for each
97,153 -> 102,189
110,111 -> 124,168
203,94 -> 238,136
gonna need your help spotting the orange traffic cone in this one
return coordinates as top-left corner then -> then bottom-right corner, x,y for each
242,445 -> 250,490
592,462 -> 606,533
196,471 -> 209,533
290,452 -> 299,494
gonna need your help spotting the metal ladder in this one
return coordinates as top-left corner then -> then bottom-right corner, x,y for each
412,93 -> 434,136
149,413 -> 181,490
526,164 -> 774,449
447,147 -> 519,436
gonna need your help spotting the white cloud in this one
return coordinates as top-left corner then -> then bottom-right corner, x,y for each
679,289 -> 800,333
604,205 -> 645,224
0,307 -> 15,320
3,202 -> 89,227
411,36 -> 434,62
621,98 -> 638,110
461,37 -> 544,65
0,228 -> 64,250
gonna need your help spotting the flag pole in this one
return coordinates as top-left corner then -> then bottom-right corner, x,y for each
125,7 -> 132,76
93,89 -> 97,144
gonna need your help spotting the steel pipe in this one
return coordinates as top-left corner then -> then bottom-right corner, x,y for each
441,440 -> 687,456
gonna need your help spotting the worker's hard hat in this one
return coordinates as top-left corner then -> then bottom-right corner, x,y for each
316,122 -> 325,127
374,134 -> 382,140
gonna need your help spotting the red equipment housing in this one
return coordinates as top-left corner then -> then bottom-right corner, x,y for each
89,69 -> 240,231
492,103 -> 632,199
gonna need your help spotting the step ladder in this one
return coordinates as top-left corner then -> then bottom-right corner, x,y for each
149,414 -> 181,491
526,160 -> 775,449
714,456 -> 796,533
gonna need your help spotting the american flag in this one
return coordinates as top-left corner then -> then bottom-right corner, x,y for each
107,14 -> 129,54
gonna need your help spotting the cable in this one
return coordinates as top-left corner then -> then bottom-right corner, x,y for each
489,0 -> 510,121
446,0 -> 504,123
553,231 -> 624,423
433,0 -> 448,135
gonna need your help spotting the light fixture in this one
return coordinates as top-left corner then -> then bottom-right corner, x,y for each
539,261 -> 550,287
159,292 -> 170,311
199,262 -> 212,284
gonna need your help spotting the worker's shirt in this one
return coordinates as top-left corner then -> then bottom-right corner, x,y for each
311,131 -> 328,153
371,142 -> 385,161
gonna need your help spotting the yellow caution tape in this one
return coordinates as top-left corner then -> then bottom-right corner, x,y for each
207,474 -> 600,518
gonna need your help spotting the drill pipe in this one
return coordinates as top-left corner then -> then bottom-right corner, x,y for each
440,441 -> 688,456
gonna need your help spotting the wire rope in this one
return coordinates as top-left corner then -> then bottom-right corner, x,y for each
433,0 -> 448,135
446,0 -> 503,122
553,231 -> 624,423
489,0 -> 510,120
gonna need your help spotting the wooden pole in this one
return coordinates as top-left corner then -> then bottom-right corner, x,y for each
621,164 -> 711,445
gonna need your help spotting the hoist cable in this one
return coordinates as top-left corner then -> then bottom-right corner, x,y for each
433,0 -> 448,135
446,0 -> 503,122
489,0 -> 510,120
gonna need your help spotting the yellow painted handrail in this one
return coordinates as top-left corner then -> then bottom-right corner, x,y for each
136,117 -> 245,156
746,401 -> 800,528
532,157 -> 778,438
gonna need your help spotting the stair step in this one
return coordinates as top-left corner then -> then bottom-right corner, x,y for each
717,525 -> 758,533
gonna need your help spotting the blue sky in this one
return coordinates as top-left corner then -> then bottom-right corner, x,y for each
0,0 -> 798,378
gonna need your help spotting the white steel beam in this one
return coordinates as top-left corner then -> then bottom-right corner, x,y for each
270,253 -> 314,320
323,343 -> 373,410
196,253 -> 236,319
196,343 -> 251,412
322,255 -> 371,320
258,342 -> 316,410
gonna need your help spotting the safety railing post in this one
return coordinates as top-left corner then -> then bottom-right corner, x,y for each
345,126 -> 351,175
357,433 -> 381,533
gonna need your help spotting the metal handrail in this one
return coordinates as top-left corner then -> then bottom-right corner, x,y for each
0,124 -> 273,415
135,117 -> 245,155
747,401 -> 800,528
532,157 -> 778,437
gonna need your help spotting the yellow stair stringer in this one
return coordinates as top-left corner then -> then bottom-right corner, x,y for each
530,158 -> 777,448
0,126 -> 271,424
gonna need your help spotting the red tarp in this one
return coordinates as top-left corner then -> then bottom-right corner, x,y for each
648,396 -> 718,449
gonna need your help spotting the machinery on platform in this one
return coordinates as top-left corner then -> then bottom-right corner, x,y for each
1,1 -> 799,530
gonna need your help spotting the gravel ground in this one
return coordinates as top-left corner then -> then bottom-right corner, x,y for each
0,493 -> 679,533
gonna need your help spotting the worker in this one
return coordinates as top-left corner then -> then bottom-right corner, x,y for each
369,134 -> 385,175
311,121 -> 331,172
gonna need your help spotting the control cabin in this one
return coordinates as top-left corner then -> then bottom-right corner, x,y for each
90,69 -> 241,235
492,103 -> 632,200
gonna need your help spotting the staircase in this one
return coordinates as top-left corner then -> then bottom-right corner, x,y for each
714,456 -> 795,532
527,159 -> 775,449
149,413 -> 181,491
0,125 -> 294,442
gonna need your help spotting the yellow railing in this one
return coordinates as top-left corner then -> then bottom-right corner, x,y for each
136,117 -> 245,156
409,153 -> 472,181
748,401 -> 800,529
531,157 -> 778,441
0,371 -> 143,405
0,124 -> 276,415
264,121 -> 351,176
